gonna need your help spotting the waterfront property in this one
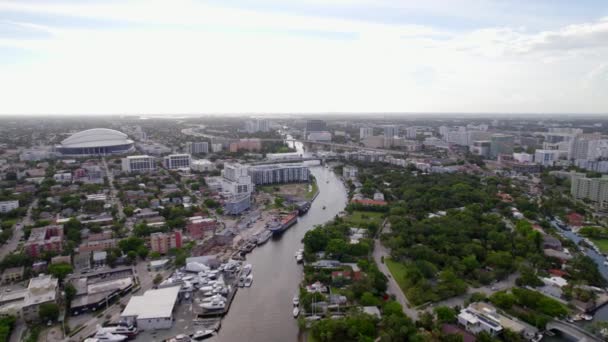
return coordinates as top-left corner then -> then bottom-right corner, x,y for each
248,163 -> 310,185
121,286 -> 181,330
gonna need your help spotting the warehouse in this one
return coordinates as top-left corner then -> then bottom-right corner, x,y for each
120,286 -> 181,330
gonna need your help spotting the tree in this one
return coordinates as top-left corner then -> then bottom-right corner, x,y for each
39,302 -> 59,322
360,292 -> 381,306
153,274 -> 163,286
64,283 -> 77,306
127,251 -> 137,264
434,306 -> 457,323
48,263 -> 73,281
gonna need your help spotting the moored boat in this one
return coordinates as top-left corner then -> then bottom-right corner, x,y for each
267,211 -> 298,235
293,307 -> 300,318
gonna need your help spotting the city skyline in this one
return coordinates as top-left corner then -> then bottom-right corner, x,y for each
1,0 -> 607,115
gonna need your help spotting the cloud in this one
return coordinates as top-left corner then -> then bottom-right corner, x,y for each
522,19 -> 608,52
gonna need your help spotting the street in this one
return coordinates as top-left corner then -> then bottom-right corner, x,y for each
0,198 -> 37,260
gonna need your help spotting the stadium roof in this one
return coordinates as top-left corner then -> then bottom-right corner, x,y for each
60,128 -> 133,148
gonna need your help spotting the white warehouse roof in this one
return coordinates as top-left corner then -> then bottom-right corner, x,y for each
61,128 -> 133,148
121,286 -> 180,320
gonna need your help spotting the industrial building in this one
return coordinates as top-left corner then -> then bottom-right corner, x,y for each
56,128 -> 135,156
248,164 -> 310,185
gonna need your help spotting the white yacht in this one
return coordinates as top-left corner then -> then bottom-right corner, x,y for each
89,331 -> 128,342
293,307 -> 300,318
293,295 -> 299,306
98,325 -> 138,338
201,300 -> 226,310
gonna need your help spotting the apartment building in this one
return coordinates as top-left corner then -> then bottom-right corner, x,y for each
150,231 -> 182,254
122,155 -> 157,173
163,154 -> 191,170
248,164 -> 310,185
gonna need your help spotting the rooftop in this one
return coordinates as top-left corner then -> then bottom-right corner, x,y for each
121,286 -> 180,320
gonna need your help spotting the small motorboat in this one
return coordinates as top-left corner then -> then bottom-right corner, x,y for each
581,314 -> 593,321
293,295 -> 299,306
244,275 -> 253,287
191,329 -> 214,340
166,334 -> 191,342
242,264 -> 252,276
296,254 -> 303,263
293,307 -> 300,318
89,330 -> 128,342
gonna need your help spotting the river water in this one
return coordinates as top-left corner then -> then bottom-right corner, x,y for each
541,223 -> 608,341
211,163 -> 348,342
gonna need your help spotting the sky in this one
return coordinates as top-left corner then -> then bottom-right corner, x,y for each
1,0 -> 607,115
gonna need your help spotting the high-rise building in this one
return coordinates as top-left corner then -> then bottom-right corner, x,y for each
534,149 -> 560,166
186,142 -> 209,154
163,154 -> 191,170
405,127 -> 418,139
360,127 -> 373,139
490,134 -> 514,158
122,155 -> 157,173
306,120 -> 327,133
471,141 -> 491,158
244,119 -> 271,133
248,164 -> 310,185
383,125 -> 399,138
571,175 -> 608,210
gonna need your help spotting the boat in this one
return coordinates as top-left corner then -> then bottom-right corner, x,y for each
191,330 -> 214,340
244,275 -> 253,287
296,254 -> 303,263
293,307 -> 300,318
242,264 -> 252,276
604,261 -> 608,266
200,300 -> 226,311
166,334 -> 191,342
267,211 -> 298,235
322,206 -> 326,210
202,294 -> 226,303
99,325 -> 138,338
89,330 -> 128,342
293,295 -> 299,306
256,230 -> 273,245
582,314 -> 593,321
238,276 -> 245,287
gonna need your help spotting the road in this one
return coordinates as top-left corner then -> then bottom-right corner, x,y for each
373,223 -> 419,320
101,157 -> 124,220
0,198 -> 37,260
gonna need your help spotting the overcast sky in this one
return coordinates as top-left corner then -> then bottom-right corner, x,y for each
1,0 -> 607,115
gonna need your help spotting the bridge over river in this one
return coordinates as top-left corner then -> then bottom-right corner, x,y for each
546,320 -> 603,342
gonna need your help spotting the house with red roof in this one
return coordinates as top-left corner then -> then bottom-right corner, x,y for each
566,212 -> 584,227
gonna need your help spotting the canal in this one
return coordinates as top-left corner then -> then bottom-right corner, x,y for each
211,164 -> 348,342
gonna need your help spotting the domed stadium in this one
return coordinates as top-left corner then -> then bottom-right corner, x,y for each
56,128 -> 135,156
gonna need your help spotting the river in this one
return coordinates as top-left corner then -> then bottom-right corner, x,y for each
211,161 -> 348,341
541,222 -> 608,341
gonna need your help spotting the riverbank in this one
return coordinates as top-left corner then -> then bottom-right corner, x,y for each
209,166 -> 348,342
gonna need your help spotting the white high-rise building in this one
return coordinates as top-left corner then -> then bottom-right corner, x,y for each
122,155 -> 157,173
359,127 -> 373,139
163,154 -> 191,170
244,119 -> 271,133
186,142 -> 209,154
222,163 -> 253,196
534,150 -> 560,166
405,127 -> 417,139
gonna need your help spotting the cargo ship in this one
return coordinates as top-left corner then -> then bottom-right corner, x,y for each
267,211 -> 298,235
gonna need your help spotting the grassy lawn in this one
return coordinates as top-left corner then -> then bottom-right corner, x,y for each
385,258 -> 408,293
305,179 -> 318,200
344,210 -> 384,227
590,238 -> 608,253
